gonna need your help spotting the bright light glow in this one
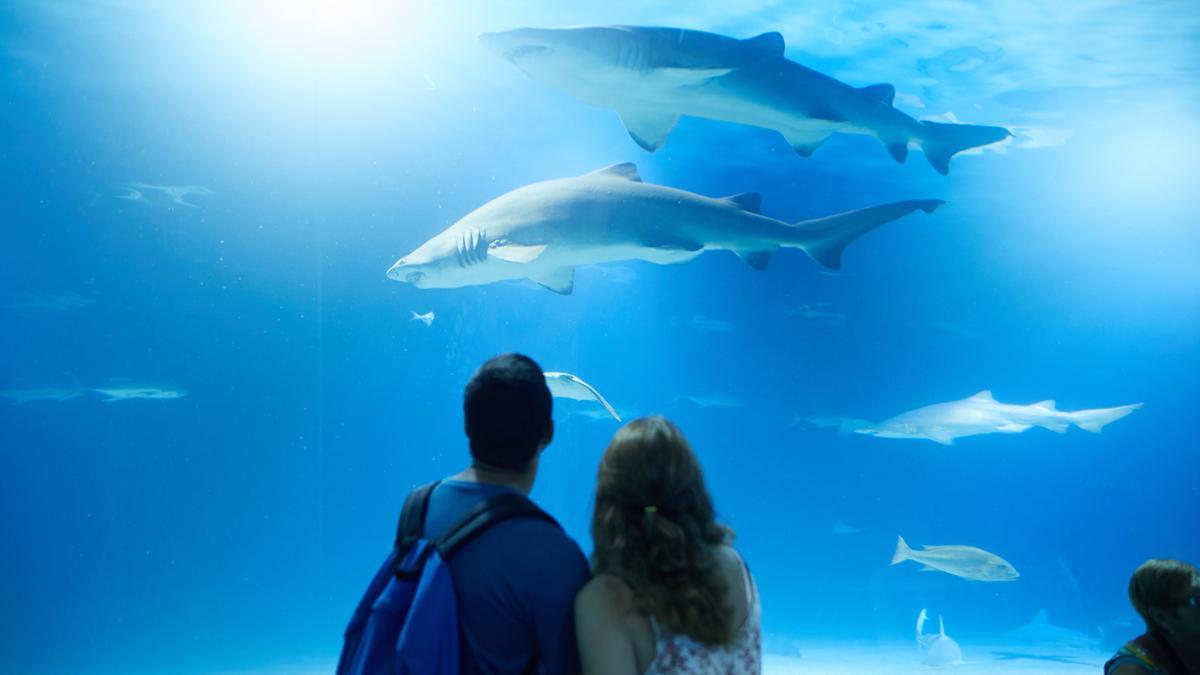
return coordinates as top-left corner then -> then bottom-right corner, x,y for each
243,0 -> 414,70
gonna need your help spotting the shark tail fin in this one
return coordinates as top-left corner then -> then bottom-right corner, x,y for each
792,200 -> 944,270
892,535 -> 912,565
918,120 -> 1011,175
1071,403 -> 1143,433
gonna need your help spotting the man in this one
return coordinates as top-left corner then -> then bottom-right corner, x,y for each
1106,559 -> 1200,674
422,353 -> 590,674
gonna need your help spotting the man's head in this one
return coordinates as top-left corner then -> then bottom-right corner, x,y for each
1129,558 -> 1200,639
464,353 -> 553,471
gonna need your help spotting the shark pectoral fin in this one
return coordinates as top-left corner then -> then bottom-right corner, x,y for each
720,192 -> 762,214
617,111 -> 680,152
489,242 -> 547,264
859,83 -> 896,105
927,431 -> 955,445
533,267 -> 574,295
780,130 -> 835,157
1044,423 -> 1069,434
996,423 -> 1032,433
919,565 -> 938,572
735,249 -> 775,271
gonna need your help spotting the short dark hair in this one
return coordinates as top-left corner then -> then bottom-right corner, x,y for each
463,353 -> 552,470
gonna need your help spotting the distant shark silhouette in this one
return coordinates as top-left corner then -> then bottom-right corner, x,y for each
479,26 -> 1011,174
857,391 -> 1142,445
387,164 -> 941,294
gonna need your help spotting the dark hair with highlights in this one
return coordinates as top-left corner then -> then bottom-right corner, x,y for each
590,416 -> 736,645
1128,559 -> 1199,634
463,353 -> 551,470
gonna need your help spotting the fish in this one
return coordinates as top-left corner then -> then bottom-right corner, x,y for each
115,182 -> 213,208
1,375 -> 85,404
544,372 -> 621,421
478,26 -> 1011,174
90,379 -> 188,402
832,520 -> 863,535
4,291 -> 94,311
806,416 -> 871,434
410,311 -> 435,326
917,609 -> 964,667
856,390 -> 1143,445
387,163 -> 942,294
682,394 -> 743,409
1005,610 -> 1102,650
891,535 -> 1019,582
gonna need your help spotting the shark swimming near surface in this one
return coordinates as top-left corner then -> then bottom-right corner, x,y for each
90,379 -> 188,402
544,372 -> 621,421
856,391 -> 1143,445
387,163 -> 942,294
479,26 -> 1011,174
892,535 -> 1019,582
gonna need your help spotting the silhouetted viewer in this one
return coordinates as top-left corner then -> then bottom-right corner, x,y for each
338,353 -> 590,674
1105,559 -> 1200,675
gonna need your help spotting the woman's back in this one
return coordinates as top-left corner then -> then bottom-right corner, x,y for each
576,544 -> 761,675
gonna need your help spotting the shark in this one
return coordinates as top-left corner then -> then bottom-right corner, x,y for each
544,372 -> 621,421
90,379 -> 188,402
410,311 -> 435,326
386,163 -> 942,294
918,609 -> 964,667
116,182 -> 213,208
478,26 -> 1011,174
856,391 -> 1143,445
892,535 -> 1019,582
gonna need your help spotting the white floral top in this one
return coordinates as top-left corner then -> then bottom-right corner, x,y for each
644,557 -> 761,674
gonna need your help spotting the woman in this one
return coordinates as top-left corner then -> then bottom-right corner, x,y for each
575,417 -> 760,674
1106,559 -> 1200,674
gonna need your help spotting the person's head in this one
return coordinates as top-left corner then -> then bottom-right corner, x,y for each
590,416 -> 735,645
463,353 -> 553,472
1128,559 -> 1200,639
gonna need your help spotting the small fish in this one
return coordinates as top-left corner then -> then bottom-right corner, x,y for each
544,372 -> 621,422
682,394 -> 743,409
891,535 -> 1019,582
90,380 -> 188,402
806,416 -> 871,434
116,182 -> 213,208
832,520 -> 863,535
917,609 -> 964,667
411,311 -> 435,326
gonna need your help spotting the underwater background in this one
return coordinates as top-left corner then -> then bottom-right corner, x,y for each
1,1 -> 1198,673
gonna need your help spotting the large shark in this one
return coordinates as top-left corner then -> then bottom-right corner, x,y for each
386,163 -> 941,294
857,391 -> 1143,445
478,26 -> 1011,174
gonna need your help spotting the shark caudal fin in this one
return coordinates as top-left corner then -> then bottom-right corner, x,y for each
793,200 -> 944,270
1071,403 -> 1143,433
892,535 -> 913,565
918,121 -> 1011,175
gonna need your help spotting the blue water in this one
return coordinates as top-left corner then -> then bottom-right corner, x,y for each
2,2 -> 1198,673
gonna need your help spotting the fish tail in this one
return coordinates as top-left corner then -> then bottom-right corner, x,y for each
918,120 -> 1011,175
791,200 -> 945,270
892,535 -> 912,565
1070,403 -> 1143,433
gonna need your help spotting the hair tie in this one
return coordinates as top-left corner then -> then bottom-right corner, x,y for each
644,506 -> 657,514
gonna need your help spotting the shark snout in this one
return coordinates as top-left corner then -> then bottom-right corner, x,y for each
478,29 -> 552,62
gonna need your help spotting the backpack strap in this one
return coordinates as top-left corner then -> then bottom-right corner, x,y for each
434,492 -> 559,558
394,481 -> 439,549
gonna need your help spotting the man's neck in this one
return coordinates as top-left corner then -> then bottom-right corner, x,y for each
1167,634 -> 1200,673
453,464 -> 534,496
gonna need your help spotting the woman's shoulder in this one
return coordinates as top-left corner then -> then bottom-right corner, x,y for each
577,572 -> 637,615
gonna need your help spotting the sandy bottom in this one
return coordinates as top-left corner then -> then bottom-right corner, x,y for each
763,641 -> 1107,674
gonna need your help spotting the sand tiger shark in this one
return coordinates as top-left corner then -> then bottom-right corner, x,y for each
856,391 -> 1142,445
386,163 -> 942,293
478,26 -> 1011,174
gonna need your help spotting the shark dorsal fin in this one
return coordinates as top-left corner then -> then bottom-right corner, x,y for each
939,615 -> 946,637
1034,399 -> 1056,410
743,31 -> 785,58
970,390 -> 995,401
721,192 -> 762,213
859,83 -> 896,106
589,163 -> 642,182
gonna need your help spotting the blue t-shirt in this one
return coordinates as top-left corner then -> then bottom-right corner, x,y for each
424,479 -> 591,675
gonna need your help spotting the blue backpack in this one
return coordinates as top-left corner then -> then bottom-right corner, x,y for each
337,481 -> 558,675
